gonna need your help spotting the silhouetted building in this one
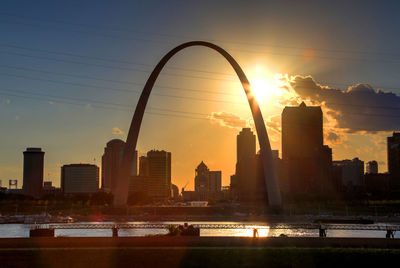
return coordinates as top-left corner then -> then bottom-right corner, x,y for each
366,160 -> 378,174
182,190 -> 199,201
171,184 -> 179,200
101,139 -> 137,194
230,128 -> 268,204
365,173 -> 390,195
130,150 -> 171,202
282,102 -> 334,195
193,161 -> 222,201
237,128 -> 256,163
388,132 -> 400,179
42,181 -> 60,195
209,171 -> 222,193
333,158 -> 364,187
23,148 -> 45,198
43,181 -> 54,191
9,179 -> 18,189
61,164 -> 99,194
195,161 -> 209,193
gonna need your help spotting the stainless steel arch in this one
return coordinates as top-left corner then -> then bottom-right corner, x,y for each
114,41 -> 281,207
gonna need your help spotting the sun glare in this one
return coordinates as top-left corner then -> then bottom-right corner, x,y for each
249,65 -> 286,104
252,79 -> 270,102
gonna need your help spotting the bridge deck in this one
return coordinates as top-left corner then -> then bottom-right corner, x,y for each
47,223 -> 400,231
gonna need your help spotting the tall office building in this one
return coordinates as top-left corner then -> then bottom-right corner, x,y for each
61,164 -> 99,194
135,150 -> 171,201
230,128 -> 267,204
282,102 -> 323,160
195,161 -> 209,192
209,171 -> 222,193
281,102 -> 333,194
333,158 -> 364,187
366,160 -> 378,174
388,132 -> 400,179
101,139 -> 137,193
192,161 -> 222,200
23,148 -> 45,198
237,128 -> 256,163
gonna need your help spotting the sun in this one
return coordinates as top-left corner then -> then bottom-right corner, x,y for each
251,78 -> 271,102
249,65 -> 283,103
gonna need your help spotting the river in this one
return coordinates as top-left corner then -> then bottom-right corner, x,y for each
0,221 -> 399,238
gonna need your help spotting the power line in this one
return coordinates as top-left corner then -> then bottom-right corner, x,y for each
2,19 -> 400,64
0,86 -> 210,116
2,43 -> 400,92
0,72 -> 245,105
0,50 -> 237,83
1,12 -> 400,59
1,69 -> 400,111
0,43 -> 235,78
0,64 -> 239,97
1,86 -> 399,120
0,89 -> 210,121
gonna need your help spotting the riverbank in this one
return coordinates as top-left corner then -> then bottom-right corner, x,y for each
0,237 -> 399,267
72,214 -> 400,224
1,236 -> 399,248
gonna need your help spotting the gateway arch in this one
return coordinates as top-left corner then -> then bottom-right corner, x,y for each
114,41 -> 282,207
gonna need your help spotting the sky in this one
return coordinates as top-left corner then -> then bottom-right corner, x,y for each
0,0 -> 400,190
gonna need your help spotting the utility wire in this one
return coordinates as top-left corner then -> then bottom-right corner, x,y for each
0,72 -> 245,105
1,12 -> 400,58
2,19 -> 400,64
0,64 -> 239,97
0,86 -> 399,119
0,50 -> 237,83
1,69 -> 399,111
0,43 -> 235,78
2,44 -> 400,92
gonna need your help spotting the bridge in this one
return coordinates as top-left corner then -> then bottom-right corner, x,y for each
47,223 -> 400,237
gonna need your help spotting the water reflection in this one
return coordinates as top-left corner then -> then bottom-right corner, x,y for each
0,222 -> 398,238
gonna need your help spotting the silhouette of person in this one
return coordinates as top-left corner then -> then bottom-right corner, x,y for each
253,228 -> 259,238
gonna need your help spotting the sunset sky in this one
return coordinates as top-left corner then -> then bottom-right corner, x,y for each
1,0 -> 400,190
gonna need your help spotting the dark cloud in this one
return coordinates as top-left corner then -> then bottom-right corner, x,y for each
290,76 -> 400,133
326,131 -> 342,144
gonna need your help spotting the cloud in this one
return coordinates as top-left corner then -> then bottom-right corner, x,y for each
209,112 -> 250,129
1,98 -> 11,105
112,127 -> 124,135
14,115 -> 20,120
265,114 -> 281,134
288,75 -> 400,133
325,131 -> 342,145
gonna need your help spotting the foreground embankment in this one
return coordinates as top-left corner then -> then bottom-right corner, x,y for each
0,237 -> 400,267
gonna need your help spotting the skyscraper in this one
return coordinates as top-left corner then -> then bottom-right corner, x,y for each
231,128 -> 267,204
61,164 -> 99,194
136,150 -> 171,201
333,158 -> 365,187
195,161 -> 209,192
101,139 -> 137,194
237,128 -> 256,163
193,161 -> 222,200
366,160 -> 378,174
388,132 -> 400,179
23,148 -> 44,198
282,102 -> 333,195
282,102 -> 323,160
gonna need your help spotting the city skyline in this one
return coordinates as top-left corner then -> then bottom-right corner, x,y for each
1,1 -> 400,191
